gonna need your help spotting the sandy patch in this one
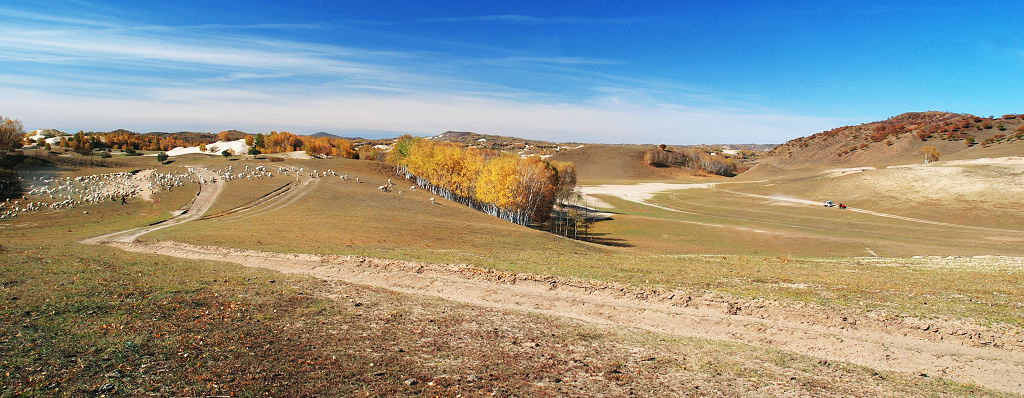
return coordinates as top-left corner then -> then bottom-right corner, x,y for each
165,139 -> 251,157
580,182 -> 714,209
821,166 -> 876,178
865,160 -> 1024,206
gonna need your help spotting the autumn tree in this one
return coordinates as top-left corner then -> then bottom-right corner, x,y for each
397,138 -> 568,226
303,137 -> 334,158
516,156 -> 557,223
333,138 -> 357,159
474,155 -> 522,213
386,134 -> 414,164
922,146 -> 940,163
473,155 -> 558,224
0,116 -> 25,163
262,131 -> 303,153
217,131 -> 232,141
549,160 -> 581,236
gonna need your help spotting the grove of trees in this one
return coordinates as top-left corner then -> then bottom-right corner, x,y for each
244,131 -> 358,159
391,135 -> 578,227
643,147 -> 737,176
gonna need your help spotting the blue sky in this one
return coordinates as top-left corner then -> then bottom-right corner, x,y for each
2,1 -> 1021,144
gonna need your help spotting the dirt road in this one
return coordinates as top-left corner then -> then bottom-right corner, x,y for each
80,166 -> 223,244
82,167 -> 1024,395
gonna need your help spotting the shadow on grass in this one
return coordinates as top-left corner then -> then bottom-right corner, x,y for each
537,211 -> 633,248
584,232 -> 634,248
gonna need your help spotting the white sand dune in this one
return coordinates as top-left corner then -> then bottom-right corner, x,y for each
165,139 -> 250,157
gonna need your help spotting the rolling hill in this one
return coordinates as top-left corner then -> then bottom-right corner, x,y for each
759,111 -> 1024,170
548,144 -> 719,183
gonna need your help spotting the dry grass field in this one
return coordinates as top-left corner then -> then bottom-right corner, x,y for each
3,149 -> 1023,396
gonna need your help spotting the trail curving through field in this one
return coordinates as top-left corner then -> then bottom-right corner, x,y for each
213,175 -> 320,222
80,166 -> 224,244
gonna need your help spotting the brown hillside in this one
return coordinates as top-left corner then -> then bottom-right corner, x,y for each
759,111 -> 1024,170
548,144 -> 714,183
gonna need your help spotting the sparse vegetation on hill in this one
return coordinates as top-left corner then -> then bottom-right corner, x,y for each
765,111 -> 1024,168
430,131 -> 561,155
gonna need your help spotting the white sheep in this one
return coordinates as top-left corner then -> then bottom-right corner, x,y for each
378,185 -> 388,192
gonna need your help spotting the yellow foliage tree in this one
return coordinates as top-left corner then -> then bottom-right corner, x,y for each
474,154 -> 521,210
516,156 -> 557,223
263,131 -> 302,154
303,137 -> 333,158
398,138 -> 569,225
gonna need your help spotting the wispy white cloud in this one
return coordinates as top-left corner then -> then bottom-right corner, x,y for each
4,84 -> 839,144
418,14 -> 653,25
0,6 -> 836,144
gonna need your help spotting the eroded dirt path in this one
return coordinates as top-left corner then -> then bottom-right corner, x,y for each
101,241 -> 1024,394
82,168 -> 1024,395
80,167 -> 223,244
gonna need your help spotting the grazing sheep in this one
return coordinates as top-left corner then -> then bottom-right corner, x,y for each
378,185 -> 388,192
410,185 -> 416,191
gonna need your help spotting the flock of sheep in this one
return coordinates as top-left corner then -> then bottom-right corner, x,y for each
1,163 -> 431,221
1,170 -> 195,220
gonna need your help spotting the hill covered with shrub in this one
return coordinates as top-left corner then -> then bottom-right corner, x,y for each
762,112 -> 1024,169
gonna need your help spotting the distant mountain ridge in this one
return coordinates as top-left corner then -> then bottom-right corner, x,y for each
309,132 -> 367,141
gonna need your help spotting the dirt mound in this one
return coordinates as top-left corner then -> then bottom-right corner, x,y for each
760,111 -> 1024,170
549,145 -> 708,183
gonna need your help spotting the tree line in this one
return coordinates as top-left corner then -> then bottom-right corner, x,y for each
389,135 -> 580,227
247,131 -> 357,159
17,128 -> 360,160
643,146 -> 737,177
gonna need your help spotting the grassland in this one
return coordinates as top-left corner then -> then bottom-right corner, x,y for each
134,157 -> 1024,330
4,180 -> 998,396
3,153 -> 1023,396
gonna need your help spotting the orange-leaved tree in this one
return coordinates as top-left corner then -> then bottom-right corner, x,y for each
0,115 -> 25,163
